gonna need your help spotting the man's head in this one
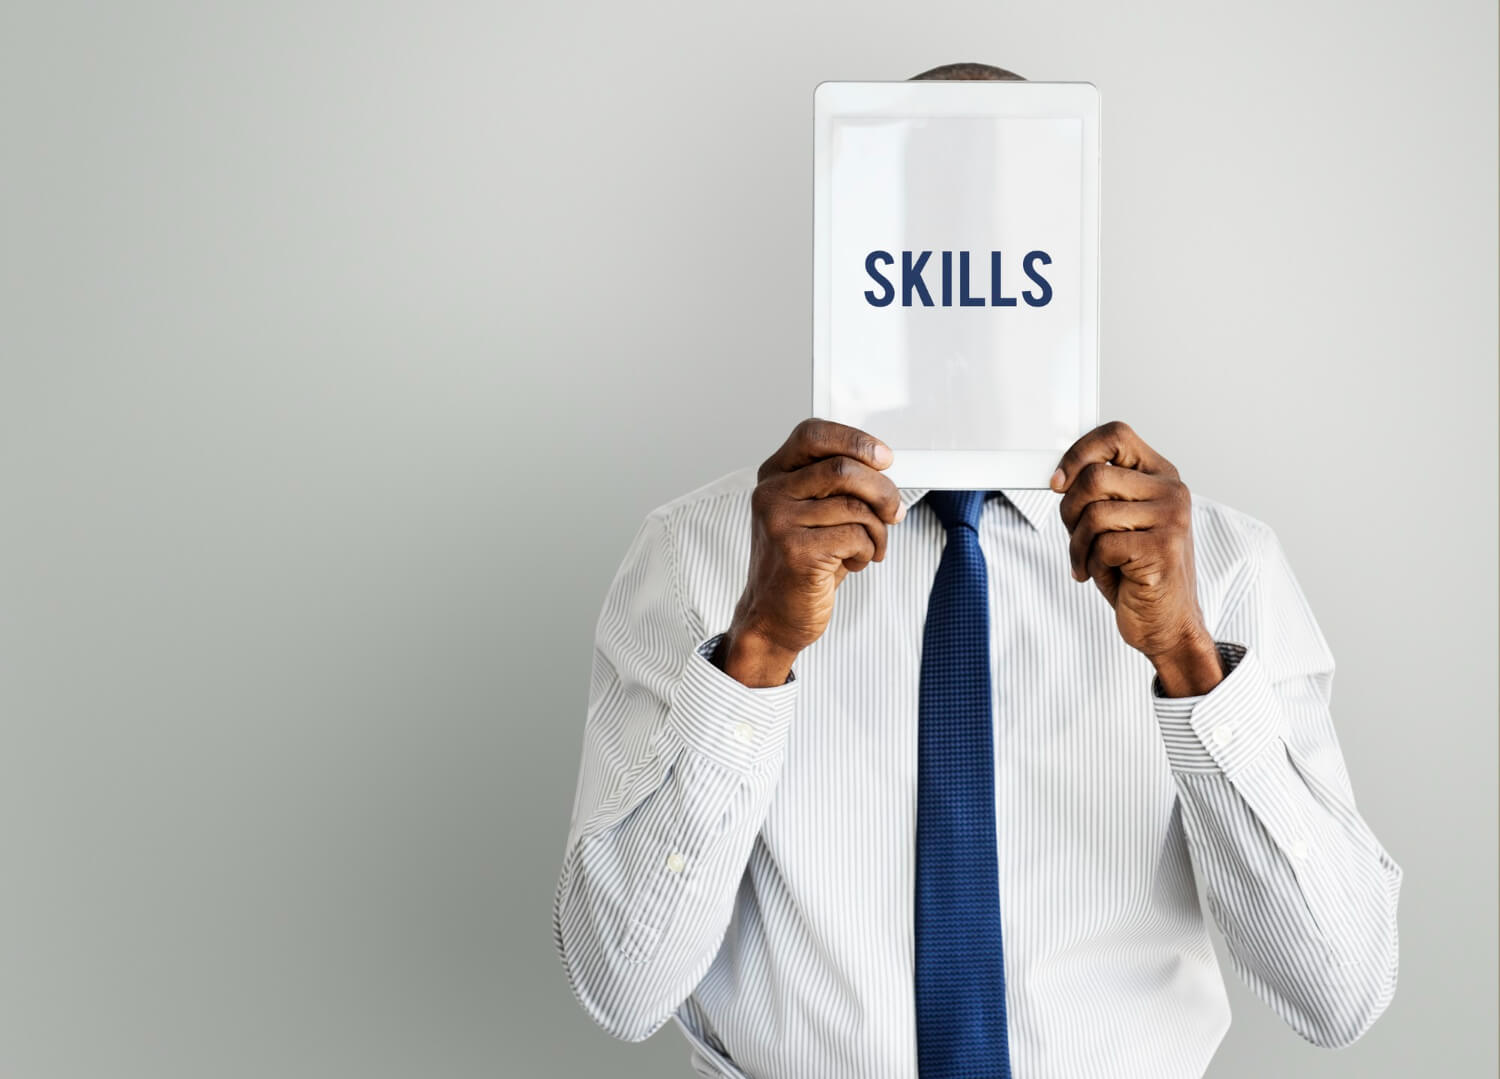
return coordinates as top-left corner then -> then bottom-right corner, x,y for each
908,61 -> 1024,82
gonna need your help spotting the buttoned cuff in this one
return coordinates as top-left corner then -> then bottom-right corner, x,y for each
664,633 -> 800,773
1152,642 -> 1287,774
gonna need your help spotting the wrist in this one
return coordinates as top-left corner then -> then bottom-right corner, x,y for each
718,623 -> 798,689
1151,627 -> 1224,698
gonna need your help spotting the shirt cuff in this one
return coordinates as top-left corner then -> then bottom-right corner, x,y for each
1152,641 -> 1287,774
664,633 -> 800,773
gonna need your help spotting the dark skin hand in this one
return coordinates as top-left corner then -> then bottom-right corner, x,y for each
719,419 -> 906,688
720,416 -> 1222,698
1050,419 -> 1225,698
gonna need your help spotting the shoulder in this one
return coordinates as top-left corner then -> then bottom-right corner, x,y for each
1189,489 -> 1276,551
646,465 -> 759,526
1184,490 -> 1285,622
637,466 -> 761,635
1189,490 -> 1333,668
635,466 -> 759,584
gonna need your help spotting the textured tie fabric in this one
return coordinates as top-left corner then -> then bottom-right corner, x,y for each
915,489 -> 1013,1079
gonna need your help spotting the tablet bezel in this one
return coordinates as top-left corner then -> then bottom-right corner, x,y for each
811,80 -> 1100,489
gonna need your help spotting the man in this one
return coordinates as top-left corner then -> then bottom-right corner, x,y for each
552,62 -> 1402,1079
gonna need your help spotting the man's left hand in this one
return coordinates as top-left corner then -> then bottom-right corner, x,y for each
1050,420 -> 1224,697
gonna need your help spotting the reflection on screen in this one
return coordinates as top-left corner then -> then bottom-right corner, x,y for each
828,115 -> 1084,451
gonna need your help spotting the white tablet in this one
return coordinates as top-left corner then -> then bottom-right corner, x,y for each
812,80 -> 1100,489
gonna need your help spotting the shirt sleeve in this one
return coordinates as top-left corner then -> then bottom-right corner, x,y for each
1151,518 -> 1403,1049
552,508 -> 800,1043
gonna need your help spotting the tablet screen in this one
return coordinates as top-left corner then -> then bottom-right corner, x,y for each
827,114 -> 1085,452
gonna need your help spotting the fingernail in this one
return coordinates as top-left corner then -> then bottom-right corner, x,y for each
1050,467 -> 1066,490
895,503 -> 908,522
874,444 -> 894,466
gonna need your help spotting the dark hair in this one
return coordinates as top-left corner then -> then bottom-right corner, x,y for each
908,61 -> 1025,81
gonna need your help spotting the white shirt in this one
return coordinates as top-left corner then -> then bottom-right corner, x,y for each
553,465 -> 1402,1078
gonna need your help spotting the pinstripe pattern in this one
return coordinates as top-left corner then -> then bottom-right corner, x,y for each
554,465 -> 1402,1078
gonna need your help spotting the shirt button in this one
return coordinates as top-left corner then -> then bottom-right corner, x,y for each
1289,839 -> 1310,861
1210,723 -> 1236,747
665,852 -> 686,873
732,721 -> 754,744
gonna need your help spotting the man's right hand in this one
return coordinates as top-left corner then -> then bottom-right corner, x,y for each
717,418 -> 906,688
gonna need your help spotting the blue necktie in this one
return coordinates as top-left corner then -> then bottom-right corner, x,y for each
915,489 -> 1012,1079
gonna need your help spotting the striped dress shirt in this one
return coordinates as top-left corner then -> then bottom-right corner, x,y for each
553,464 -> 1402,1078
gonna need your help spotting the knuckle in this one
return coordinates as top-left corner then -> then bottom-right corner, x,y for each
1171,484 -> 1192,522
824,524 -> 852,559
750,482 -> 772,513
784,525 -> 815,561
839,520 -> 867,546
754,482 -> 787,523
795,417 -> 827,449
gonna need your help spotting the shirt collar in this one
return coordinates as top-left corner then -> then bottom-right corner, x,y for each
897,486 -> 1060,533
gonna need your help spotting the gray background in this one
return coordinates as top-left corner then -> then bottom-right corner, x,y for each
1,0 -> 1494,1076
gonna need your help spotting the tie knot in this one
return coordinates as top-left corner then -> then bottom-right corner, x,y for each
923,489 -> 993,533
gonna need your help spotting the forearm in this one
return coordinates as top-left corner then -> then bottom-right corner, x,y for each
1155,641 -> 1403,1048
554,633 -> 798,1041
1171,760 -> 1401,1046
555,746 -> 783,1041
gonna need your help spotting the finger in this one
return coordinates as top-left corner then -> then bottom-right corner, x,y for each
1058,460 -> 1173,531
801,521 -> 878,574
783,454 -> 905,526
1050,420 -> 1178,493
762,417 -> 894,479
788,492 -> 891,562
1084,529 -> 1159,582
1066,498 -> 1169,581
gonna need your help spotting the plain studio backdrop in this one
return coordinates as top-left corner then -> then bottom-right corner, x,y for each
0,1 -> 1494,1077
